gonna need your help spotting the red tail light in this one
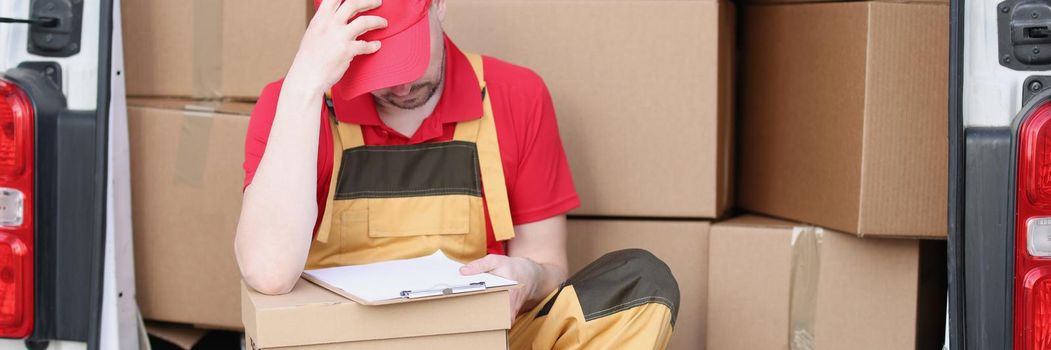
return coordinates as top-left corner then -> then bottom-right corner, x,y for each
0,233 -> 27,328
1022,104 -> 1051,209
0,78 -> 34,338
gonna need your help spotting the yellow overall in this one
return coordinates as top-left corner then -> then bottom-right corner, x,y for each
306,53 -> 679,349
306,52 -> 514,268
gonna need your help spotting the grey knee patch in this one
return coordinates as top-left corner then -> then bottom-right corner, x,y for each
565,249 -> 680,325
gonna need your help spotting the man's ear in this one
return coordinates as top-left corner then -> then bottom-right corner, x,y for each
434,0 -> 447,22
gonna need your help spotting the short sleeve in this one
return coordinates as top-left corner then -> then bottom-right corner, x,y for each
243,81 -> 283,191
506,77 -> 580,224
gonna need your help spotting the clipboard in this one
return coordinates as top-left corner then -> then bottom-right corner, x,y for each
300,250 -> 518,306
301,274 -> 515,306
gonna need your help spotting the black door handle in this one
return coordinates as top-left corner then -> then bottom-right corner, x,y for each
0,16 -> 58,27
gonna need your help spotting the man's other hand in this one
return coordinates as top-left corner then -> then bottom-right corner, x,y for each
460,254 -> 545,320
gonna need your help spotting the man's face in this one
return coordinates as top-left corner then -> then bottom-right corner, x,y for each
370,4 -> 445,110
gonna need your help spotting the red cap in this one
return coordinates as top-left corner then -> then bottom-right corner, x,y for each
316,0 -> 433,100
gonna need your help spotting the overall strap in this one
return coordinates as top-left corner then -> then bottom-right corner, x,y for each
316,94 -> 345,243
461,53 -> 515,242
336,121 -> 366,149
323,92 -> 366,149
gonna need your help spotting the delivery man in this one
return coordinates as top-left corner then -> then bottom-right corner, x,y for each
235,0 -> 680,348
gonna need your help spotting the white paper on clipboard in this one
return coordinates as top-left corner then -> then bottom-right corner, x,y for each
302,250 -> 517,305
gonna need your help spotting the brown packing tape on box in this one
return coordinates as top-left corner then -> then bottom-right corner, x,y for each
191,0 -> 222,98
788,226 -> 820,350
171,100 -> 255,187
173,109 -> 214,187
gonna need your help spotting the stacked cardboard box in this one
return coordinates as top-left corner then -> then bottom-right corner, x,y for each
123,0 -> 311,99
737,0 -> 949,239
445,0 -> 735,219
706,0 -> 950,349
707,216 -> 946,349
128,99 -> 254,330
445,1 -> 735,349
127,0 -> 964,349
242,281 -> 511,349
122,0 -> 313,341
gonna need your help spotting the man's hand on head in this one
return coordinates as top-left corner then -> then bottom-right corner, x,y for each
287,0 -> 388,95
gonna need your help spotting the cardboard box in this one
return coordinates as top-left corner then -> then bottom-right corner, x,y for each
444,1 -> 735,218
129,98 -> 253,329
567,219 -> 709,350
706,215 -> 946,350
242,279 -> 510,349
738,1 -> 949,238
122,0 -> 311,99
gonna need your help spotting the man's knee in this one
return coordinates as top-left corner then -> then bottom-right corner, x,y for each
568,248 -> 681,325
573,249 -> 676,283
608,248 -> 674,278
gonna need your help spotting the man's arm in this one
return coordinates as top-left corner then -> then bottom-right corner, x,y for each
460,215 -> 569,316
235,82 -> 324,295
507,215 -> 569,310
235,0 -> 387,295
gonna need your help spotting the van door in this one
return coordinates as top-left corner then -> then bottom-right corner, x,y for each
0,0 -> 137,349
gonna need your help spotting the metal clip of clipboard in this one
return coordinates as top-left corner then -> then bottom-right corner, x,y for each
399,282 -> 487,299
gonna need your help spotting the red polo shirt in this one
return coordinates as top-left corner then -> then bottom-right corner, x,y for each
243,37 -> 580,255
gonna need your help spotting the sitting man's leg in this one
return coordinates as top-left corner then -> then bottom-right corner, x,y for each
509,249 -> 680,350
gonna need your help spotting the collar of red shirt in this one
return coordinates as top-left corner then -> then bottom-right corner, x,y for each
329,35 -> 483,142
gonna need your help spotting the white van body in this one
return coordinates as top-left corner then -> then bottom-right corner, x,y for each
0,0 -> 137,349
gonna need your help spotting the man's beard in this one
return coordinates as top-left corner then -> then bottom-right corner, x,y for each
375,81 -> 441,110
